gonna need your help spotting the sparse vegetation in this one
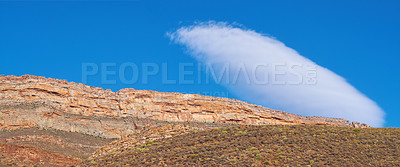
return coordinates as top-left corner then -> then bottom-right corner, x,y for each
77,125 -> 400,166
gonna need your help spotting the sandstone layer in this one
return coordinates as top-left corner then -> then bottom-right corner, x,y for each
0,75 -> 368,138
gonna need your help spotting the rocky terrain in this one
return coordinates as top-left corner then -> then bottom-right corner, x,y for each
0,74 -> 378,166
0,75 -> 367,138
0,127 -> 115,166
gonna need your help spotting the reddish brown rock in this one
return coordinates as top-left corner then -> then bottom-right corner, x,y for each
0,143 -> 81,166
0,75 -> 368,138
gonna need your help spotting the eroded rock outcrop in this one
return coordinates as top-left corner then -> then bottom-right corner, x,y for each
0,75 -> 368,138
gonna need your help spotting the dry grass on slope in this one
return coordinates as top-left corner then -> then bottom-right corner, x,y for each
78,125 -> 400,167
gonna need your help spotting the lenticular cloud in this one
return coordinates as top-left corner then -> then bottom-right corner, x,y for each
169,22 -> 384,127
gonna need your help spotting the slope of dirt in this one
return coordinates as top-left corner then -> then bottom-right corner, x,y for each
0,128 -> 115,166
0,118 -> 233,166
91,122 -> 236,160
77,125 -> 400,166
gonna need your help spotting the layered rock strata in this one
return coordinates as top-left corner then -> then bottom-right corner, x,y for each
0,75 -> 368,138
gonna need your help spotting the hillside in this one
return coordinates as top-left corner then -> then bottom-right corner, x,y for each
77,125 -> 400,166
0,74 -> 390,166
0,74 -> 368,138
0,128 -> 115,166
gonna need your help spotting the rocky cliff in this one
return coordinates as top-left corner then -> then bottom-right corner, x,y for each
0,75 -> 368,138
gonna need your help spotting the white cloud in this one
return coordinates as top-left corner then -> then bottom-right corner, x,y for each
169,21 -> 384,127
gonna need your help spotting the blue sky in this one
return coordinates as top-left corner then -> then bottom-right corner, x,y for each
0,0 -> 399,127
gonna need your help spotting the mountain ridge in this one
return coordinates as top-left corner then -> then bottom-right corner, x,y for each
0,75 -> 368,139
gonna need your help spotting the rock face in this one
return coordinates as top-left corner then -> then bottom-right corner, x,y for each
0,75 -> 368,138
